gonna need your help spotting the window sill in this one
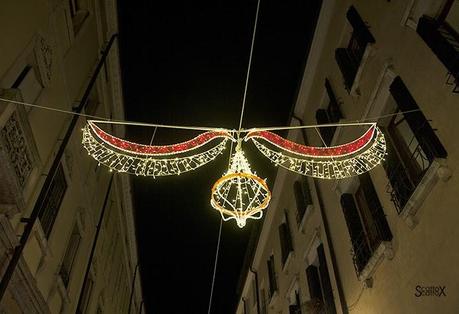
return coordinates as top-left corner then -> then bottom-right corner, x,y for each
357,241 -> 394,281
399,158 -> 451,229
349,44 -> 375,97
298,204 -> 313,233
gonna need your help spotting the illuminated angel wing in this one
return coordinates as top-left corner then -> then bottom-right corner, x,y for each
82,120 -> 234,177
245,124 -> 386,179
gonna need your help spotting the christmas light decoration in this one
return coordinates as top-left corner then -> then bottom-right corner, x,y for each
81,119 -> 387,227
82,120 -> 234,177
210,143 -> 271,228
245,124 -> 386,180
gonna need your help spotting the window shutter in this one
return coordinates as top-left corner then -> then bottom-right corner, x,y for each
294,181 -> 307,223
284,213 -> 293,254
389,76 -> 447,161
340,193 -> 370,272
301,177 -> 313,206
417,16 -> 459,76
267,256 -> 277,296
335,48 -> 358,91
346,6 -> 375,45
306,265 -> 322,301
325,79 -> 342,123
359,173 -> 392,241
279,217 -> 293,266
279,223 -> 289,265
317,244 -> 337,314
39,164 -> 68,237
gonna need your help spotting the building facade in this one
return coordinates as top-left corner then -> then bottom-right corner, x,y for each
0,0 -> 144,313
236,0 -> 458,313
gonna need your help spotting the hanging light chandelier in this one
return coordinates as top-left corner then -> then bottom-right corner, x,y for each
210,142 -> 271,228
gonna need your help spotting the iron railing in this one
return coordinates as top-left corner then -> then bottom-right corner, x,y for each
350,206 -> 393,274
385,137 -> 431,214
300,298 -> 325,314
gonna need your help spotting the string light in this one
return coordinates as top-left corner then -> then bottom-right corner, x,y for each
246,124 -> 386,180
82,121 -> 234,177
81,120 -> 387,226
210,143 -> 271,228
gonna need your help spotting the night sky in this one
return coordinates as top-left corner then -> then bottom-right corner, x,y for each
117,0 -> 321,313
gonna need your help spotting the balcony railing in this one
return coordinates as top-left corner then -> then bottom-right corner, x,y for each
351,230 -> 374,274
300,298 -> 325,314
0,91 -> 40,214
385,135 -> 433,214
335,6 -> 375,92
350,196 -> 392,274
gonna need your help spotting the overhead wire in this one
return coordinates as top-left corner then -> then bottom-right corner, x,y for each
207,0 -> 262,311
237,0 -> 262,137
0,97 -> 421,134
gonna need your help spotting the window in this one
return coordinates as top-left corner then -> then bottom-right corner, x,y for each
288,284 -> 302,314
417,1 -> 459,92
305,244 -> 336,314
315,79 -> 343,146
77,276 -> 94,314
279,213 -> 293,267
267,255 -> 277,299
59,223 -> 81,286
340,173 -> 392,274
69,0 -> 89,35
335,6 -> 375,91
12,65 -> 43,104
384,76 -> 447,213
294,178 -> 313,226
38,164 -> 68,237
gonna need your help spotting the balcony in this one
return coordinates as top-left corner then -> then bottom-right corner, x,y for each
350,197 -> 393,278
0,90 -> 40,215
385,128 -> 451,227
336,6 -> 375,93
417,16 -> 459,92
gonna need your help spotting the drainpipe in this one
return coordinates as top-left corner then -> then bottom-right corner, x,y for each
249,267 -> 260,314
292,115 -> 349,314
0,33 -> 119,302
75,175 -> 114,313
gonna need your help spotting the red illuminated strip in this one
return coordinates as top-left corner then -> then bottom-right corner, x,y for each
89,121 -> 232,155
245,126 -> 375,157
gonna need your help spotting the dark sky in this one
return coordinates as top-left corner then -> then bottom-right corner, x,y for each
117,0 -> 321,313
